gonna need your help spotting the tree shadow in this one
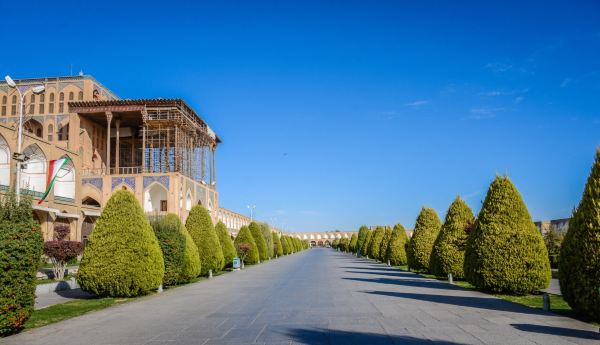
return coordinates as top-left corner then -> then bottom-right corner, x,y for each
511,323 -> 600,340
344,277 -> 464,291
341,266 -> 401,272
286,327 -> 466,345
364,290 -> 552,316
55,288 -> 96,300
345,269 -> 417,278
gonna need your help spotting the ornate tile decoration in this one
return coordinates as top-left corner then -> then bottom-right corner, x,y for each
143,175 -> 169,190
111,176 -> 135,191
82,178 -> 103,190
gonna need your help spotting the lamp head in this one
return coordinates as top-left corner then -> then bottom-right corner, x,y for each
32,85 -> 45,94
4,75 -> 16,88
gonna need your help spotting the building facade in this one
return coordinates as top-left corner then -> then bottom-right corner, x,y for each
0,75 -> 219,243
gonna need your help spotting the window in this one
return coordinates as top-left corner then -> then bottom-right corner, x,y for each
29,94 -> 35,114
59,103 -> 64,113
78,91 -> 83,100
68,92 -> 74,101
39,103 -> 44,114
160,200 -> 168,212
11,95 -> 16,115
58,124 -> 69,141
59,92 -> 64,101
49,93 -> 55,113
47,124 -> 53,141
39,94 -> 45,114
1,96 -> 6,116
49,93 -> 55,102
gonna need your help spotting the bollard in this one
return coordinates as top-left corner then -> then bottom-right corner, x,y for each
448,273 -> 454,285
387,260 -> 391,267
543,293 -> 551,311
208,269 -> 213,279
157,284 -> 163,293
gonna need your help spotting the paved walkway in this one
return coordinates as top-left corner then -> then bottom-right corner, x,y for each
4,249 -> 598,345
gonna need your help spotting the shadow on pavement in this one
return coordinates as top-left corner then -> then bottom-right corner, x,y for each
286,328 -> 466,345
511,323 -> 600,340
365,290 -> 552,316
345,269 -> 418,278
343,277 -> 464,291
55,288 -> 96,300
341,266 -> 400,272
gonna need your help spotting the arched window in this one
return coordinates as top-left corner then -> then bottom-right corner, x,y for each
0,135 -> 10,187
49,93 -> 55,113
21,144 -> 46,195
186,192 -> 192,211
47,124 -> 54,141
54,156 -> 75,202
59,92 -> 64,113
82,196 -> 101,207
39,93 -> 45,114
58,123 -> 69,141
29,94 -> 35,114
1,95 -> 6,116
11,95 -> 17,115
59,92 -> 64,101
68,92 -> 74,101
23,119 -> 43,138
78,91 -> 83,100
144,183 -> 168,213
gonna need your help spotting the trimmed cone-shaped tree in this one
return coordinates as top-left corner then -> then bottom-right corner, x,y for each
273,232 -> 283,257
0,193 -> 43,335
260,223 -> 274,259
379,227 -> 392,261
385,223 -> 409,266
215,221 -> 236,268
464,176 -> 550,294
407,207 -> 441,271
180,224 -> 201,282
356,225 -> 369,255
349,234 -> 358,253
368,227 -> 385,260
249,222 -> 268,261
361,230 -> 372,257
559,151 -> 600,321
185,205 -> 224,276
78,190 -> 164,296
149,214 -> 186,286
234,226 -> 259,264
430,197 -> 474,279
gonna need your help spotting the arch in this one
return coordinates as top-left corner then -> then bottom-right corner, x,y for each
185,190 -> 192,211
82,196 -> 101,207
24,119 -> 43,138
144,182 -> 168,213
21,144 -> 46,194
78,91 -> 84,100
54,156 -> 75,201
0,135 -> 9,187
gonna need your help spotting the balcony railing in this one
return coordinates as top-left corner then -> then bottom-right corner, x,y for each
82,167 -> 146,176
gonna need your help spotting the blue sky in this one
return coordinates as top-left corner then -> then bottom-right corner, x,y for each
2,1 -> 600,232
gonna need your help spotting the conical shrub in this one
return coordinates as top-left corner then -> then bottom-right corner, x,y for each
349,234 -> 358,253
379,227 -> 392,261
0,193 -> 43,335
78,190 -> 164,296
385,223 -> 409,266
249,222 -> 268,261
185,205 -> 224,275
464,176 -> 550,294
260,223 -> 274,259
234,226 -> 259,264
430,197 -> 474,279
149,214 -> 186,286
215,221 -> 236,268
559,150 -> 600,321
407,207 -> 441,271
180,223 -> 201,282
361,230 -> 372,257
272,232 -> 283,257
368,227 -> 385,260
356,226 -> 369,255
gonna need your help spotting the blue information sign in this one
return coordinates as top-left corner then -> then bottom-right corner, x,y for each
233,257 -> 241,269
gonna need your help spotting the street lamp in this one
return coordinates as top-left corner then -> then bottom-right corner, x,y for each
5,75 -> 45,202
247,205 -> 256,221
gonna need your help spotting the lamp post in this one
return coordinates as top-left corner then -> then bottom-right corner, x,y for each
247,204 -> 256,221
4,75 -> 45,202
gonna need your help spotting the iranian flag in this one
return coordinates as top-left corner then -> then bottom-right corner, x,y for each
38,157 -> 71,204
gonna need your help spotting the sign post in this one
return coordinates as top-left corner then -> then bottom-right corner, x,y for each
233,257 -> 241,270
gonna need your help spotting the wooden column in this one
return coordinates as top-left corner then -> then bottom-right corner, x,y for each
115,118 -> 120,172
105,112 -> 112,173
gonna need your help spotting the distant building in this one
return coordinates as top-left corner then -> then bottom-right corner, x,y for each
534,218 -> 570,235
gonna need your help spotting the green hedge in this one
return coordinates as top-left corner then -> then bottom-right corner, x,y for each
234,226 -> 259,264
185,205 -> 224,276
260,223 -> 274,259
360,230 -> 372,258
368,227 -> 385,260
356,225 -> 369,255
0,193 -> 43,335
149,214 -> 187,286
379,227 -> 392,262
464,176 -> 550,294
559,150 -> 600,321
78,190 -> 164,297
273,232 -> 283,257
430,197 -> 474,279
215,221 -> 236,267
407,207 -> 441,271
180,223 -> 201,282
349,233 -> 358,253
249,222 -> 268,262
385,223 -> 409,266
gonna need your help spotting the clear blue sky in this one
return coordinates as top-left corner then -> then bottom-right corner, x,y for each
2,1 -> 600,232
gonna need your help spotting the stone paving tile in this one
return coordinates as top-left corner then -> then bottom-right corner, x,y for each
3,249 -> 600,345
